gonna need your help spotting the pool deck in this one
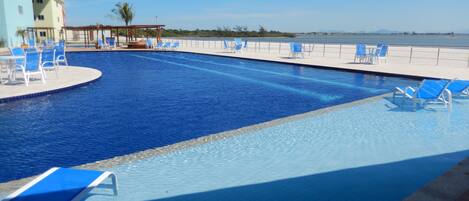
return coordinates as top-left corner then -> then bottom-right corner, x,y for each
0,66 -> 102,101
65,46 -> 469,80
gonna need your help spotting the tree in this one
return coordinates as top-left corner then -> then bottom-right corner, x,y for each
16,28 -> 27,45
112,2 -> 134,26
111,2 -> 135,43
258,25 -> 267,37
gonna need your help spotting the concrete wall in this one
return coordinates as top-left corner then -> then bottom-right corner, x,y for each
0,0 -> 34,47
33,0 -> 65,41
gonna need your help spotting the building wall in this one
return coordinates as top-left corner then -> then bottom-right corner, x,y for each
0,0 -> 34,47
33,0 -> 65,41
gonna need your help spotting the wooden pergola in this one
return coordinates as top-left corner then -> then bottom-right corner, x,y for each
62,24 -> 165,47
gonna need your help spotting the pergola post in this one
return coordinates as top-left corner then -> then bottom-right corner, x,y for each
64,28 -> 68,44
84,30 -> 87,47
116,28 -> 120,46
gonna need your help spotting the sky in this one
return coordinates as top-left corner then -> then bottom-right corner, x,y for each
66,0 -> 469,33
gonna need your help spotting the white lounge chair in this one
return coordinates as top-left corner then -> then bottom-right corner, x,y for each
4,167 -> 118,201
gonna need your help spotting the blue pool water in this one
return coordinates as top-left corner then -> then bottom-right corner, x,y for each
0,51 -> 416,183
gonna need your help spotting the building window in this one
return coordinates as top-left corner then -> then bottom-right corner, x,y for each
18,5 -> 24,15
39,32 -> 46,37
37,15 -> 44,20
37,0 -> 43,3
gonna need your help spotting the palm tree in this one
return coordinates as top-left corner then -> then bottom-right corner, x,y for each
16,28 -> 27,45
112,2 -> 134,43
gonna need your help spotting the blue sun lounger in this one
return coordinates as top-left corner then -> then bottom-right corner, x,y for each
393,79 -> 452,110
447,80 -> 469,97
3,167 -> 118,201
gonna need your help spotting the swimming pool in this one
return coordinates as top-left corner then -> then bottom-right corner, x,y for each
0,51 -> 416,183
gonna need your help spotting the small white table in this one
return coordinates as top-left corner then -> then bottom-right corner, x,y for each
0,55 -> 25,84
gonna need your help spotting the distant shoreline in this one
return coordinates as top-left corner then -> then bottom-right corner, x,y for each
298,32 -> 468,36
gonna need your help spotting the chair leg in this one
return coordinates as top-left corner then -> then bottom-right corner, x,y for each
25,74 -> 29,86
111,174 -> 118,195
41,71 -> 46,84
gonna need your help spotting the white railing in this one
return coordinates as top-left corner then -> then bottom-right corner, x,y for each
163,38 -> 469,68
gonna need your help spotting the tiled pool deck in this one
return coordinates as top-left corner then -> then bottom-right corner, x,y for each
0,66 -> 101,101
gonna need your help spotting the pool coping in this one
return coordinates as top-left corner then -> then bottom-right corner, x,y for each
0,67 -> 102,103
0,93 -> 390,194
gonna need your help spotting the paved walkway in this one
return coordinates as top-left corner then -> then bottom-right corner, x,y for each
0,66 -> 101,100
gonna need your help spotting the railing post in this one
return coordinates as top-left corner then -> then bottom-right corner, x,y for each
268,41 -> 271,54
436,48 -> 440,66
409,47 -> 413,64
467,54 -> 469,68
339,44 -> 342,58
323,43 -> 326,57
279,42 -> 281,54
308,43 -> 312,56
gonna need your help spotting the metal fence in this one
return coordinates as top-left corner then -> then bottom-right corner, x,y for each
163,38 -> 469,68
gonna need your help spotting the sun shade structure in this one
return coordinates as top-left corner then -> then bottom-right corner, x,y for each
4,167 -> 118,201
62,24 -> 165,47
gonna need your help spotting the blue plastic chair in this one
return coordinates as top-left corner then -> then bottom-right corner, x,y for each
105,37 -> 116,49
54,45 -> 68,66
22,48 -> 46,86
10,47 -> 26,69
146,38 -> 153,49
354,43 -> 368,63
42,39 -> 54,48
233,38 -> 243,53
58,39 -> 65,47
393,79 -> 452,110
154,41 -> 163,50
162,42 -> 171,50
375,43 -> 389,63
223,40 -> 231,51
289,42 -> 304,58
97,38 -> 105,49
4,167 -> 118,201
28,38 -> 36,48
41,47 -> 58,78
170,41 -> 180,49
